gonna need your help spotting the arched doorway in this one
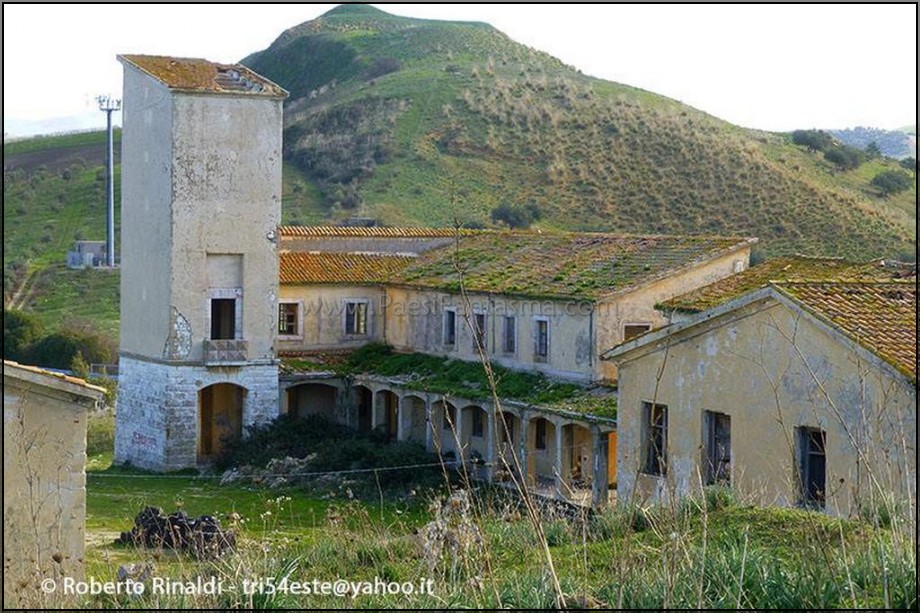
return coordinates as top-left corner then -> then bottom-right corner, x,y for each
401,395 -> 427,444
286,383 -> 338,421
198,383 -> 246,462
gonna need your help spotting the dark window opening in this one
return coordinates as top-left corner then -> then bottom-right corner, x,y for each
503,316 -> 516,353
642,402 -> 668,476
473,313 -> 487,349
500,413 -> 515,444
211,298 -> 236,340
624,323 -> 652,341
278,303 -> 298,335
472,409 -> 484,438
535,319 -> 549,360
704,411 -> 731,486
799,428 -> 826,509
444,310 -> 457,345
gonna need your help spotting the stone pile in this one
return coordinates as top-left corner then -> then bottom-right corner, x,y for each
116,506 -> 236,558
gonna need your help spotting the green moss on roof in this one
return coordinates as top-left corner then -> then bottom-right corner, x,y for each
281,344 -> 616,420
394,231 -> 752,300
659,256 -> 895,314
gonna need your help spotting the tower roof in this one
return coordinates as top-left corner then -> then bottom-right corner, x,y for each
118,54 -> 287,98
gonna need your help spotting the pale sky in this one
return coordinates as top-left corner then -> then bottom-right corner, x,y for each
3,4 -> 916,135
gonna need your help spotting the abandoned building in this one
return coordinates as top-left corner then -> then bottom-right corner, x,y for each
606,275 -> 917,517
111,55 -> 754,506
3,360 -> 105,607
113,55 -> 287,471
112,55 -> 914,514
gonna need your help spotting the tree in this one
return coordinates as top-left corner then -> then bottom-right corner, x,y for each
871,170 -> 913,197
791,129 -> 833,152
865,141 -> 881,158
3,309 -> 44,362
899,157 -> 916,172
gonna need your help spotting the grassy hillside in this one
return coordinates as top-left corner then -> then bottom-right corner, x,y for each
245,4 -> 915,259
2,134 -> 320,338
3,5 -> 916,340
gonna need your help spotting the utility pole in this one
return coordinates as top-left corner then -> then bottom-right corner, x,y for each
97,95 -> 121,267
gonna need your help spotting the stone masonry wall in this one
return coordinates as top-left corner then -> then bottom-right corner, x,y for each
115,356 -> 279,471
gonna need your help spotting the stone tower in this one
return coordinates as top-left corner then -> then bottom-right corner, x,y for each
114,55 -> 287,471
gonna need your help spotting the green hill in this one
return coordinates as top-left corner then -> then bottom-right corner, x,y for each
3,5 -> 916,340
244,4 -> 915,258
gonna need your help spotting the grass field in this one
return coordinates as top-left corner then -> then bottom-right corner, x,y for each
44,412 -> 914,609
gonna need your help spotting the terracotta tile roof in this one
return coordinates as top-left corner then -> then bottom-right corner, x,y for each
279,251 -> 416,285
3,359 -> 107,396
118,55 -> 287,97
392,232 -> 756,300
659,256 -> 896,313
774,281 -> 917,382
279,225 -> 470,239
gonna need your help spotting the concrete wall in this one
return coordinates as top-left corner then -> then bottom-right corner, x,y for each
169,93 -> 282,362
278,285 -> 385,351
120,63 -> 174,358
614,298 -> 917,516
3,368 -> 101,608
115,356 -> 278,471
120,65 -> 282,363
595,246 -> 751,382
385,287 -> 596,381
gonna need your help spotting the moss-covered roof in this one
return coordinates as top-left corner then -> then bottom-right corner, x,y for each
280,346 -> 617,420
118,55 -> 287,97
392,231 -> 754,301
775,280 -> 917,383
659,256 -> 896,314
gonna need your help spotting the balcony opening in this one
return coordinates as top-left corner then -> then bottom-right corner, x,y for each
211,298 -> 236,340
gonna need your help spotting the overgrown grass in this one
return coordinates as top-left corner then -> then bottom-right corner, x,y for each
25,410 -> 904,609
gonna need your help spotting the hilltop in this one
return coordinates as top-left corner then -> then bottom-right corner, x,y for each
243,4 -> 915,259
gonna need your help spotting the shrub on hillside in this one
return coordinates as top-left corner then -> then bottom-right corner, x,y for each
823,145 -> 864,170
871,169 -> 913,196
26,324 -> 116,370
3,308 -> 45,362
491,202 -> 542,229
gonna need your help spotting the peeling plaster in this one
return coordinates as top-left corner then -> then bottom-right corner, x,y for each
163,306 -> 192,360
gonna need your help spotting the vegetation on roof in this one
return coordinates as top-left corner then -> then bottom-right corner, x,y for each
659,256 -> 894,313
395,231 -> 749,300
284,343 -> 616,419
775,280 -> 917,382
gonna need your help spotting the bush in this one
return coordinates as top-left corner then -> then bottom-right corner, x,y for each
216,414 -> 440,491
491,202 -> 542,229
3,308 -> 44,362
898,157 -> 916,171
824,145 -> 863,170
871,169 -> 913,196
27,325 -> 116,370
